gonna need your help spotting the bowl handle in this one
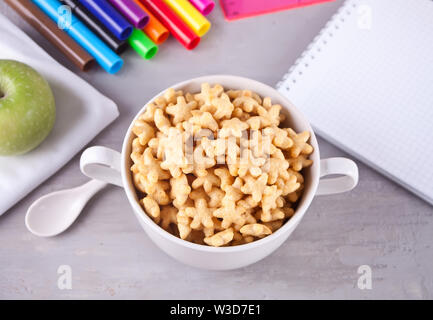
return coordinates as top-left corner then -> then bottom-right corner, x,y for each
80,146 -> 123,187
316,158 -> 359,196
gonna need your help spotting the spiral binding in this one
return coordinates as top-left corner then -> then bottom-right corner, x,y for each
276,0 -> 358,91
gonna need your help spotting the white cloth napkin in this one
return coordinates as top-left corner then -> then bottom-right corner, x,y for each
0,13 -> 119,215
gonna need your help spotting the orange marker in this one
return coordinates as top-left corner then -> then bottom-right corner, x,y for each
135,0 -> 169,44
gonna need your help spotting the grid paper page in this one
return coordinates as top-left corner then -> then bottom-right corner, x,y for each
278,0 -> 433,205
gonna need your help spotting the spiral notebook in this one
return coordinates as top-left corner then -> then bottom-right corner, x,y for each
277,0 -> 433,205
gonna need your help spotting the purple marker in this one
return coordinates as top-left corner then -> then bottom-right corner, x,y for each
108,0 -> 149,28
188,0 -> 214,16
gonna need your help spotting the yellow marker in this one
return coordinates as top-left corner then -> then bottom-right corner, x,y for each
164,0 -> 211,37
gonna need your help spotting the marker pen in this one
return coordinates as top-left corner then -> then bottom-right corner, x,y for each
142,0 -> 199,50
107,0 -> 149,29
61,0 -> 127,53
32,0 -> 123,73
164,0 -> 210,37
79,0 -> 133,40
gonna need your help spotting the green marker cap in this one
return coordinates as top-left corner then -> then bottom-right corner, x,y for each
128,28 -> 158,60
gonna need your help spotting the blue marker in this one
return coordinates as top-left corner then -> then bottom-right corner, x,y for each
32,0 -> 123,74
79,0 -> 133,40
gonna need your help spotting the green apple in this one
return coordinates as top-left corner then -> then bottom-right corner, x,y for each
0,60 -> 56,156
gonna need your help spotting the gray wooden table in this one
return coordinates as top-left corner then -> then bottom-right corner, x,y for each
1,1 -> 432,299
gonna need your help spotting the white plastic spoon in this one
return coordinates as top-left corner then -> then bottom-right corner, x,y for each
25,179 -> 107,237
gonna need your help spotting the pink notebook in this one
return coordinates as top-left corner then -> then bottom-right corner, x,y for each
220,0 -> 334,21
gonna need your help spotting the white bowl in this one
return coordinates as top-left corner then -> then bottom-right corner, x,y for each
80,75 -> 358,270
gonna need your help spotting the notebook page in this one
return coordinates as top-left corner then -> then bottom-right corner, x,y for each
277,0 -> 433,204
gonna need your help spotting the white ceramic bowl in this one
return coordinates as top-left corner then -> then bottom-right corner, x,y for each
80,75 -> 358,270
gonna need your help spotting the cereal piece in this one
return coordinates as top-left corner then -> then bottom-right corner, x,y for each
265,126 -> 293,149
264,157 -> 290,184
163,88 -> 183,104
208,188 -> 225,207
240,223 -> 272,237
204,228 -> 234,247
142,195 -> 160,219
214,168 -> 234,191
276,175 -> 300,196
259,208 -> 285,223
166,96 -> 197,124
213,202 -> 246,229
261,185 -> 283,215
132,119 -> 155,146
286,128 -> 314,157
189,110 -> 219,132
141,148 -> 171,184
194,83 -> 224,107
200,137 -> 226,162
192,170 -> 220,193
219,118 -> 249,138
256,104 -> 281,127
154,108 -> 171,134
240,173 -> 268,203
221,185 -> 243,207
212,93 -> 234,119
233,91 -> 260,113
160,206 -> 178,230
131,138 -> 144,164
149,181 -> 171,205
177,209 -> 192,239
185,199 -> 214,230
140,103 -> 158,122
237,149 -> 266,177
288,154 -> 313,171
193,144 -> 216,177
170,174 -> 191,207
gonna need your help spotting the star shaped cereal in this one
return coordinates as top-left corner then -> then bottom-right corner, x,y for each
188,110 -> 219,132
288,154 -> 313,171
185,199 -> 214,231
213,202 -> 246,229
192,170 -> 220,193
138,148 -> 170,186
240,173 -> 269,203
212,93 -> 234,120
132,119 -> 155,146
286,128 -> 314,158
194,83 -> 224,107
166,96 -> 197,124
261,185 -> 283,215
219,118 -> 249,138
256,104 -> 281,127
170,174 -> 191,207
